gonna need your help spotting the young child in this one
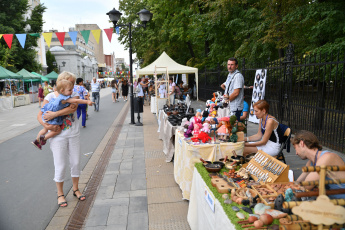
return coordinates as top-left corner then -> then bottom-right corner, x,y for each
31,80 -> 94,150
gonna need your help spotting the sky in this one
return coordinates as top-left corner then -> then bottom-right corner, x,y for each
40,0 -> 134,65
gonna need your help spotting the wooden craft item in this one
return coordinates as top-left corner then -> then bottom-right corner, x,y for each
246,150 -> 289,184
211,178 -> 227,187
284,198 -> 345,209
237,131 -> 244,142
302,165 -> 345,172
216,182 -> 235,193
292,195 -> 345,226
279,223 -> 345,230
299,178 -> 345,186
294,188 -> 345,198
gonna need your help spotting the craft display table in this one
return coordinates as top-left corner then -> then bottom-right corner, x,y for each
174,130 -> 244,200
187,166 -> 236,230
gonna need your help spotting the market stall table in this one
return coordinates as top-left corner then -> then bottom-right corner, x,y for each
187,166 -> 235,230
150,96 -> 167,114
0,97 -> 12,111
158,110 -> 178,162
174,130 -> 244,200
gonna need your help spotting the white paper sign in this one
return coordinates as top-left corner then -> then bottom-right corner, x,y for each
248,69 -> 267,123
204,185 -> 215,212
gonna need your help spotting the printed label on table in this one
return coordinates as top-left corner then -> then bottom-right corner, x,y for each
204,185 -> 215,212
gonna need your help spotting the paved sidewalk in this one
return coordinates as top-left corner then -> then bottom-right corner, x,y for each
83,102 -> 190,230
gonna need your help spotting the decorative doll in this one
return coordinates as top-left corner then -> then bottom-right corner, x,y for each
216,120 -> 231,141
194,113 -> 202,125
201,121 -> 210,133
192,123 -> 200,137
184,122 -> 194,138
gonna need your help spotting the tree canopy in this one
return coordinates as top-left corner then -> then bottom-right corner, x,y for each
0,0 -> 46,72
115,0 -> 345,69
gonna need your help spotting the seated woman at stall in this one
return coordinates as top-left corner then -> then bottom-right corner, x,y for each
243,100 -> 283,157
292,130 -> 345,198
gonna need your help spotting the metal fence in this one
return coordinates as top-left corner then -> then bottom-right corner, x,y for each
198,43 -> 345,152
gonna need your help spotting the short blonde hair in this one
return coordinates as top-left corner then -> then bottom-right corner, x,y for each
56,79 -> 73,94
57,71 -> 76,83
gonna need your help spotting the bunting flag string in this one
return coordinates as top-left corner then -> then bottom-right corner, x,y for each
3,34 -> 13,49
15,34 -> 27,48
0,27 -> 120,49
91,29 -> 101,44
42,32 -> 53,47
68,31 -> 78,45
103,28 -> 113,42
55,32 -> 66,46
80,30 -> 90,44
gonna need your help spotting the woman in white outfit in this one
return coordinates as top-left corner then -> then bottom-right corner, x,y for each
243,100 -> 282,157
37,71 -> 86,207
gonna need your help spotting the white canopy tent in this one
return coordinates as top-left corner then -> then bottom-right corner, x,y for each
136,51 -> 199,100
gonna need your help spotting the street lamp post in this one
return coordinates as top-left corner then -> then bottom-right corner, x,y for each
107,7 -> 153,125
53,61 -> 66,73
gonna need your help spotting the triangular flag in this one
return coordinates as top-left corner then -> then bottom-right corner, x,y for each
0,34 -> 3,39
29,33 -> 40,37
68,31 -> 78,45
91,29 -> 101,44
115,27 -> 120,35
3,34 -> 14,49
15,34 -> 27,48
42,32 -> 53,47
55,32 -> 66,46
80,30 -> 90,44
104,28 -> 113,42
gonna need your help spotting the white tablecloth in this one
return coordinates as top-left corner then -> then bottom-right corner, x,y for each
174,131 -> 244,200
0,97 -> 13,112
187,167 -> 235,230
150,96 -> 167,114
158,110 -> 177,162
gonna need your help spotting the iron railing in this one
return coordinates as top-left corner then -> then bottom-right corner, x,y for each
198,44 -> 345,152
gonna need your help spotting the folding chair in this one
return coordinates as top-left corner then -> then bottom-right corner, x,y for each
275,125 -> 291,164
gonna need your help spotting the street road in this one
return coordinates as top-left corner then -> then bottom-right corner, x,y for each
0,88 -> 125,230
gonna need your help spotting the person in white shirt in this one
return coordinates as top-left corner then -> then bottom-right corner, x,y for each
91,77 -> 101,112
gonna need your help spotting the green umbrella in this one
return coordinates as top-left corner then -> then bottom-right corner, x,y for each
0,66 -> 23,79
45,71 -> 59,80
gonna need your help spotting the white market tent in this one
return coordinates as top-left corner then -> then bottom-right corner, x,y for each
136,51 -> 199,100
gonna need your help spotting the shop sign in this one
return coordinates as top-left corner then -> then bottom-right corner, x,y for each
204,185 -> 215,212
292,195 -> 345,225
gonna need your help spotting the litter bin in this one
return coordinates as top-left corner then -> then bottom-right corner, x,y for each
134,96 -> 143,126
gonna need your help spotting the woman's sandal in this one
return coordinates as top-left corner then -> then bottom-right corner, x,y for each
57,194 -> 68,207
73,189 -> 86,201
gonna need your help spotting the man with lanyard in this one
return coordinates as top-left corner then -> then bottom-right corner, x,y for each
221,57 -> 244,121
91,77 -> 101,112
292,130 -> 345,199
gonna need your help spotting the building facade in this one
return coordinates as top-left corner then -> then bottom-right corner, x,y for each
26,0 -> 48,74
50,46 -> 98,82
46,24 -> 105,65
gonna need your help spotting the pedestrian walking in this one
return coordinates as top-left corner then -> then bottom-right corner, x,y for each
111,80 -> 118,103
43,81 -> 52,97
118,78 -> 122,98
32,79 -> 93,149
38,83 -> 44,108
91,77 -> 101,111
35,71 -> 91,207
122,80 -> 129,101
74,78 -> 89,128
